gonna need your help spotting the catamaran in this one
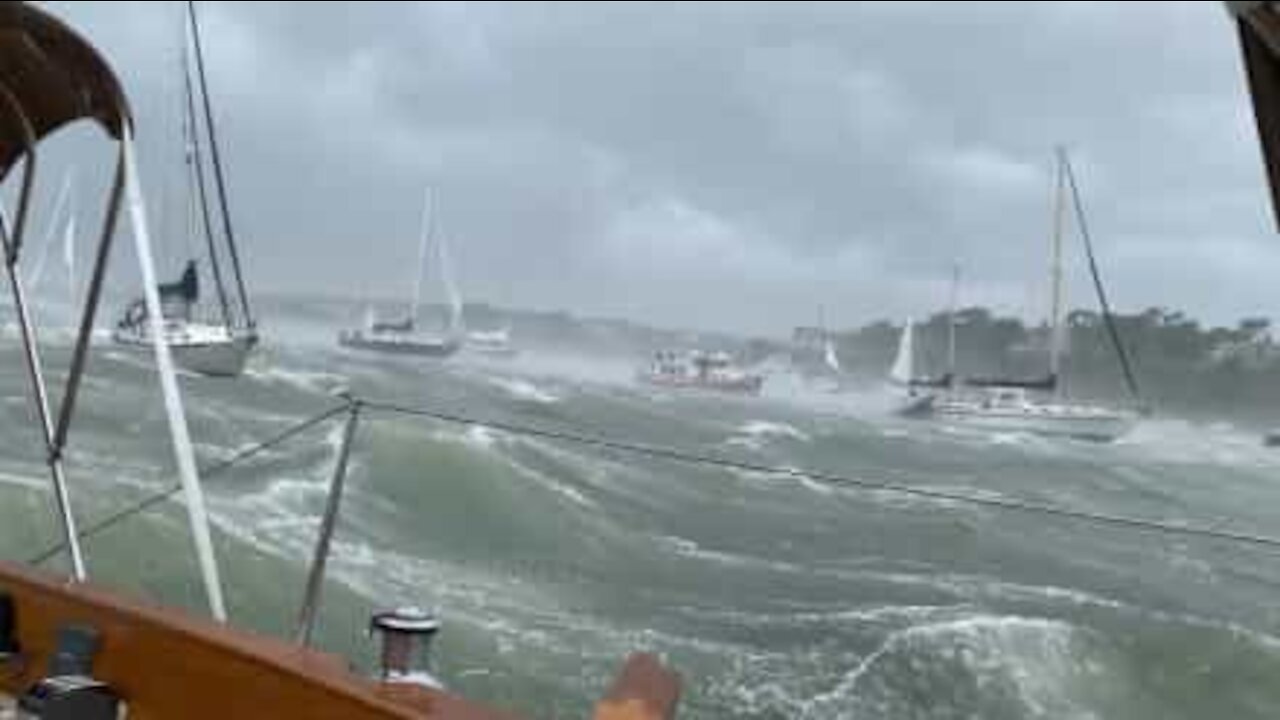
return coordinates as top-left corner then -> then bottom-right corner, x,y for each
112,1 -> 257,377
339,188 -> 463,357
894,149 -> 1141,442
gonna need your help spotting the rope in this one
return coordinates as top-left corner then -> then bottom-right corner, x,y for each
28,402 -> 351,566
361,400 -> 1280,551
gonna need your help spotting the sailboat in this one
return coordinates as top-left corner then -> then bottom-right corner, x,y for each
901,149 -> 1140,442
338,187 -> 463,357
888,317 -> 952,416
0,4 -> 678,718
112,1 -> 258,377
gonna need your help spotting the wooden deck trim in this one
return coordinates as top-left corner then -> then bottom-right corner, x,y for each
0,560 -> 512,719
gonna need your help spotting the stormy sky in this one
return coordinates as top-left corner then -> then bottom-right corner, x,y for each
37,1 -> 1280,336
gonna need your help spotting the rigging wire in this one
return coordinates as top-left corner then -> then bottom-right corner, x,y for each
28,401 -> 351,566
33,394 -> 1280,568
186,0 -> 254,329
361,400 -> 1280,551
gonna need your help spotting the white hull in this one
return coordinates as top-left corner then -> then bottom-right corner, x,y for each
114,323 -> 256,377
931,400 -> 1136,441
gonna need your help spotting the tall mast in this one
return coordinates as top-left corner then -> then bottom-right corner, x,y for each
947,262 -> 959,377
1049,147 -> 1067,394
1062,149 -> 1143,407
439,219 -> 464,336
187,0 -> 253,331
181,22 -> 232,328
410,186 -> 433,327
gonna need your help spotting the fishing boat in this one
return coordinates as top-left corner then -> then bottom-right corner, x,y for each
638,350 -> 764,396
0,3 -> 678,718
339,188 -> 463,358
112,1 -> 258,378
898,151 -> 1140,441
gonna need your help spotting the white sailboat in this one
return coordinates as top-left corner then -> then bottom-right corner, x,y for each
888,318 -> 951,415
339,187 -> 463,358
113,3 -> 257,377
903,149 -> 1139,442
823,337 -> 842,375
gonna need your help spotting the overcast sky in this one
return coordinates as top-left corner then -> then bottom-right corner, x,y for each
36,1 -> 1280,336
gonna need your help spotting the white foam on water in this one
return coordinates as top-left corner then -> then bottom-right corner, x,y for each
0,470 -> 47,492
485,375 -> 561,404
801,614 -> 1086,720
245,365 -> 347,395
1117,416 -> 1280,469
736,420 -> 811,443
502,455 -> 598,510
430,424 -> 500,451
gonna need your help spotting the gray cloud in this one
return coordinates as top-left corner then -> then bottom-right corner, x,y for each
37,1 -> 1280,334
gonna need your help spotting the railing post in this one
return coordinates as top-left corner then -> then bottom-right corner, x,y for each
295,396 -> 361,646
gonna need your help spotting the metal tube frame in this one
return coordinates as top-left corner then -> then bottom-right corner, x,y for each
295,396 -> 362,646
0,80 -> 129,581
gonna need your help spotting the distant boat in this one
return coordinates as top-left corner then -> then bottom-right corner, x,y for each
898,149 -> 1140,442
638,349 -> 764,396
113,2 -> 257,377
339,187 -> 462,358
888,317 -> 951,416
466,326 -> 518,358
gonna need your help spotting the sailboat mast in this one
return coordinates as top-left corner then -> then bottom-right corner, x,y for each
947,263 -> 959,378
186,0 -> 253,330
410,187 -> 433,327
439,222 -> 464,336
1061,149 -> 1143,407
1048,148 -> 1068,395
181,23 -> 232,328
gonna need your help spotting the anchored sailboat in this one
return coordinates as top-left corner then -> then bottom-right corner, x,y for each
339,187 -> 463,357
899,149 -> 1140,441
112,1 -> 257,377
888,317 -> 952,415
